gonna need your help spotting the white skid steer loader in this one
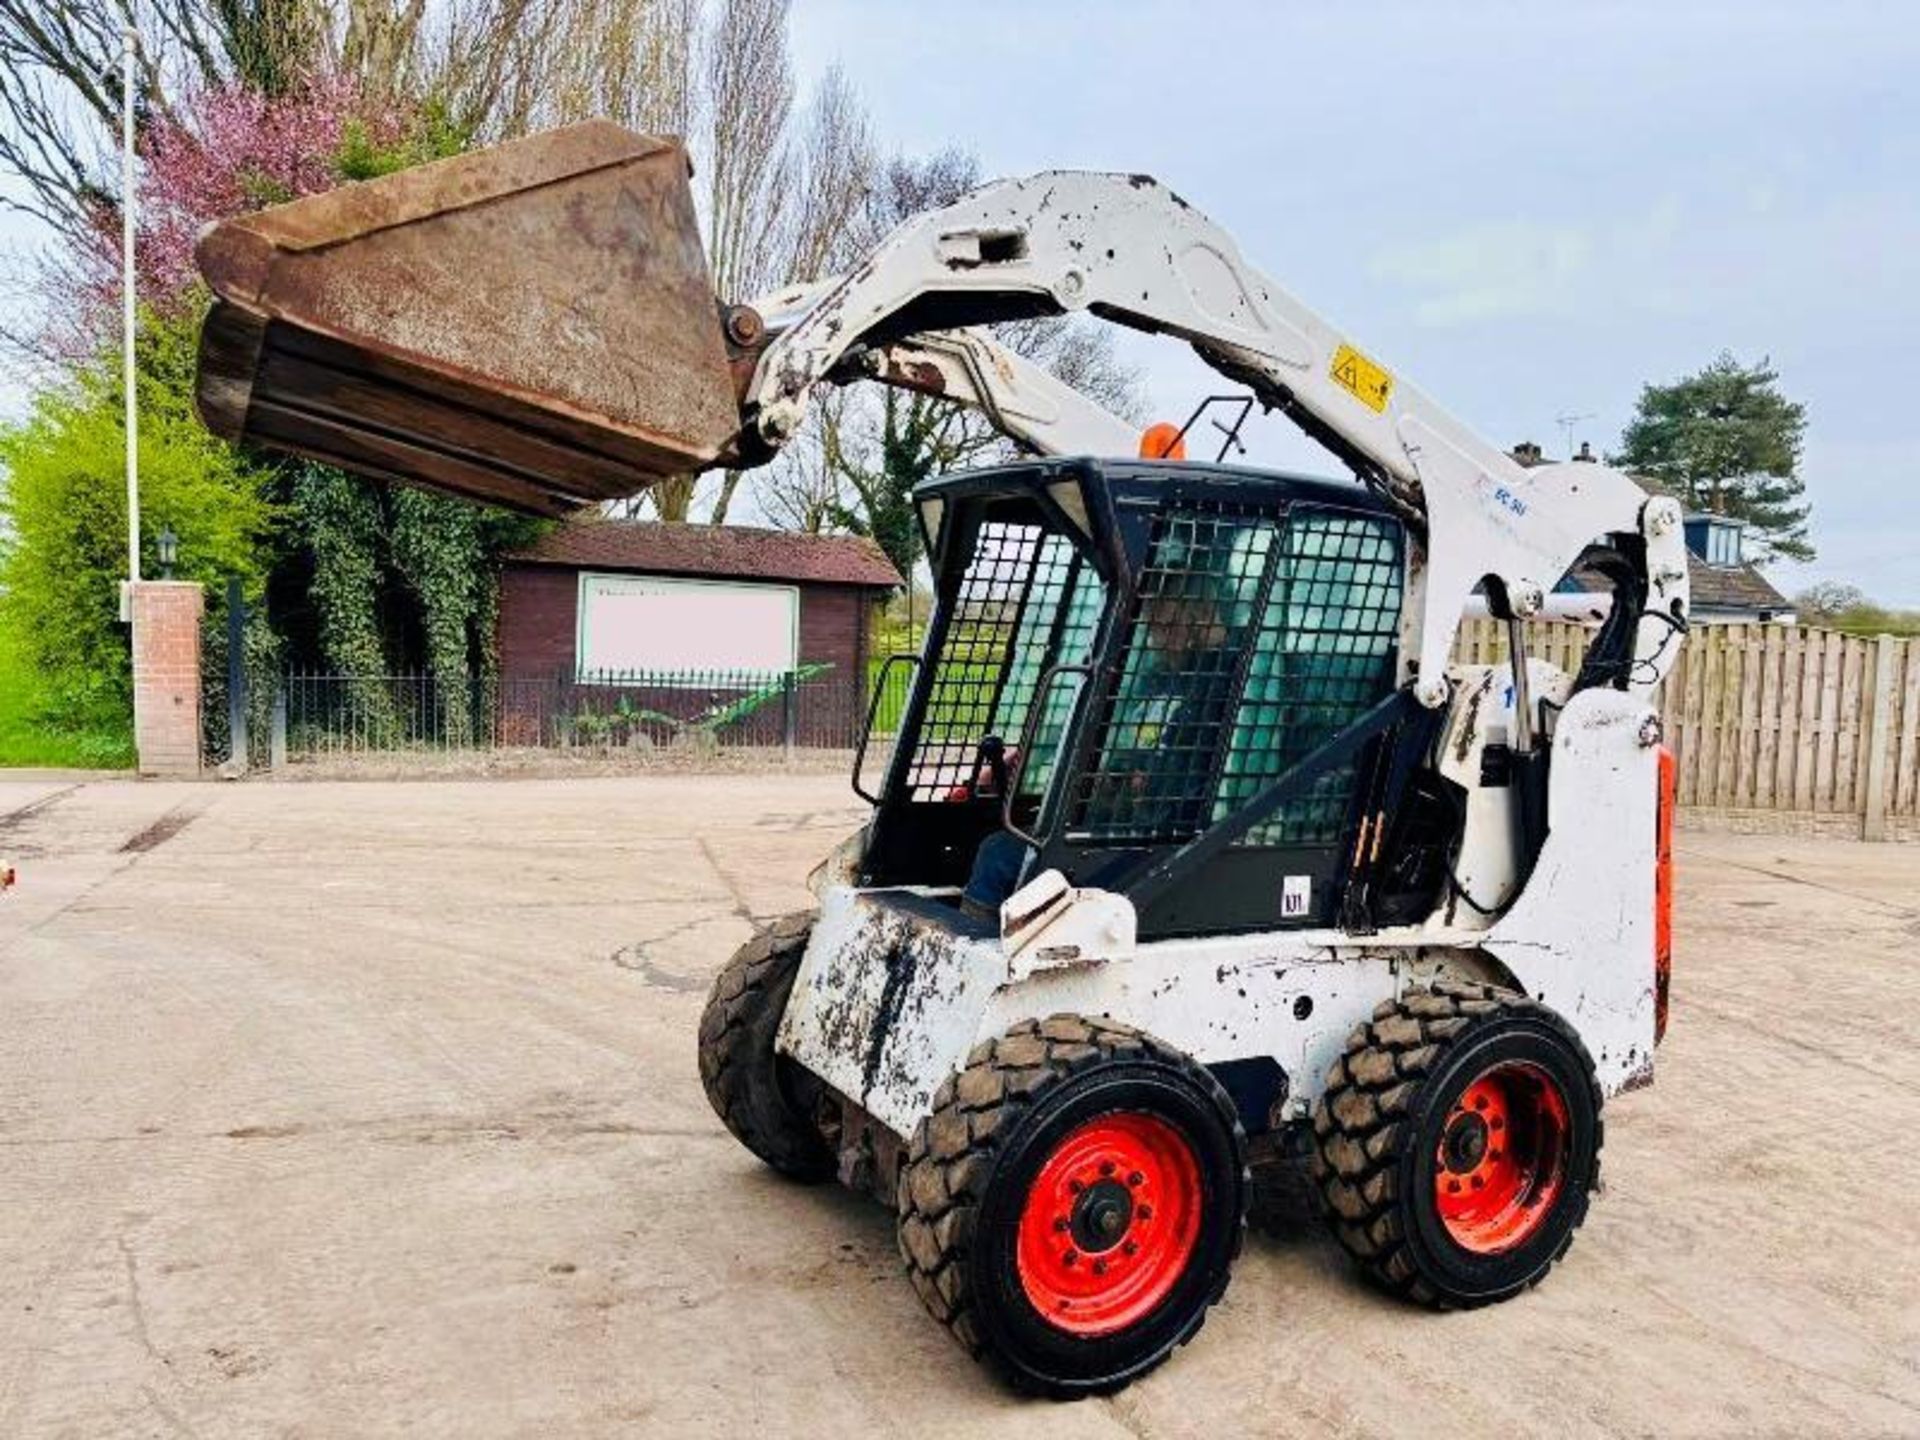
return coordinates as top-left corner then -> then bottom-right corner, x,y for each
193,123 -> 1688,1397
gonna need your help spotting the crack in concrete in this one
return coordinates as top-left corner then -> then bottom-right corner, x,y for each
1680,992 -> 1919,1094
1101,1390 -> 1159,1439
140,1385 -> 198,1440
696,835 -> 757,921
1624,1267 -> 1920,1412
611,933 -> 710,994
210,1114 -> 728,1145
118,1235 -> 165,1369
1694,852 -> 1920,920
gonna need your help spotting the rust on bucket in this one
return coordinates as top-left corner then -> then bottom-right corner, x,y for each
194,122 -> 747,515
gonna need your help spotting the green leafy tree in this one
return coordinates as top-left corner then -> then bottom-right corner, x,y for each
293,462 -> 396,729
814,392 -> 942,582
0,316 -> 273,739
1614,353 -> 1812,564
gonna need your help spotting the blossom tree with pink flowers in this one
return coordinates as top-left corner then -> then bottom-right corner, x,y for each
41,75 -> 455,361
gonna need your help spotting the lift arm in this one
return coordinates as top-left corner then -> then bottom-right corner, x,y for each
744,279 -> 1143,459
738,171 -> 1690,703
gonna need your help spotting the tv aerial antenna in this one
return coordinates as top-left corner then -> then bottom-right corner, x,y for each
1555,411 -> 1595,457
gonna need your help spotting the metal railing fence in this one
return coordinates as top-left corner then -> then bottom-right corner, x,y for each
277,664 -> 920,759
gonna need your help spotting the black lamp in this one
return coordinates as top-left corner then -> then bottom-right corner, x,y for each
156,523 -> 178,580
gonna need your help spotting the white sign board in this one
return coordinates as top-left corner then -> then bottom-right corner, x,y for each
576,573 -> 798,678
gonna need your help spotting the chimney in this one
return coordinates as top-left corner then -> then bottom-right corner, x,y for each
1511,441 -> 1544,467
1574,440 -> 1596,463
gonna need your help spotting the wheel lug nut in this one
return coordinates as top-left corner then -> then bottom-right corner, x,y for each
1053,1217 -> 1070,1232
1092,1260 -> 1108,1276
1448,1180 -> 1462,1194
1123,1241 -> 1139,1256
1063,1249 -> 1078,1266
1137,1204 -> 1153,1220
1128,1171 -> 1145,1187
1100,1161 -> 1116,1178
1068,1179 -> 1084,1194
1471,1176 -> 1485,1190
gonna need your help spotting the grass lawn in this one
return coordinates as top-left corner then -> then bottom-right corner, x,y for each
0,629 -> 134,770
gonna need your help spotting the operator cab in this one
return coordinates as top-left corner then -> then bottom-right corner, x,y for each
854,456 -> 1443,941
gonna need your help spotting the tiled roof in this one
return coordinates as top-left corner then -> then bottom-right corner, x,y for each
509,519 -> 904,589
1687,558 -> 1790,614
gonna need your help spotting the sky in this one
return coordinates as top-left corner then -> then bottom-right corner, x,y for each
1,1 -> 1913,601
786,0 -> 1919,602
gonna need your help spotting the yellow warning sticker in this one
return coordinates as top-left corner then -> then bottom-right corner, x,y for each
1330,343 -> 1394,414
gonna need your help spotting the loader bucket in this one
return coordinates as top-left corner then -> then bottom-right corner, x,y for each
194,122 -> 744,515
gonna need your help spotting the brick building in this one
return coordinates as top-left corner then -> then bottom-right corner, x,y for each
497,519 -> 902,746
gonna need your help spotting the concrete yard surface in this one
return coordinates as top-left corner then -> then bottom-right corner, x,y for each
0,774 -> 1915,1438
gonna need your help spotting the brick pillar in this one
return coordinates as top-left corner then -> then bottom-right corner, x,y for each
130,580 -> 205,777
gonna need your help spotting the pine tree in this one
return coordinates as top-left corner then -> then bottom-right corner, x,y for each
1613,353 -> 1812,563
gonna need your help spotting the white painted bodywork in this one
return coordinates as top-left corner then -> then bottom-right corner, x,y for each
778,688 -> 1663,1141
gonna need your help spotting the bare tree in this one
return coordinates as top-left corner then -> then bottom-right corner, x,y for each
536,0 -> 698,137
699,61 -> 874,524
757,389 -> 850,532
697,0 -> 791,305
0,0 -> 679,248
0,2 -> 193,246
779,64 -> 873,281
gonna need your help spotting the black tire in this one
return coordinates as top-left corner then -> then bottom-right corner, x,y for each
896,1016 -> 1246,1398
697,911 -> 834,1181
1312,979 -> 1603,1308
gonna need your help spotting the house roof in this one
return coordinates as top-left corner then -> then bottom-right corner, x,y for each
508,519 -> 904,589
1686,559 -> 1791,615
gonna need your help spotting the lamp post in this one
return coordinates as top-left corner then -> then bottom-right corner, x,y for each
120,25 -> 140,618
156,524 -> 178,580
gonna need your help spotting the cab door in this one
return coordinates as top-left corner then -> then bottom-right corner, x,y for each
1041,497 -> 1405,938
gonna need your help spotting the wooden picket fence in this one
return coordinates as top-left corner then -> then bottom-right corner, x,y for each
1454,619 -> 1920,840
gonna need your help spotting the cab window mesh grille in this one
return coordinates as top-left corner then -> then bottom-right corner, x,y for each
1066,502 -> 1400,847
908,523 -> 1100,802
1012,562 -> 1105,802
1216,509 -> 1403,844
1068,504 -> 1280,842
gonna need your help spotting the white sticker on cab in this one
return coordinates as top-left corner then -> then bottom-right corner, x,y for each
1282,874 -> 1311,918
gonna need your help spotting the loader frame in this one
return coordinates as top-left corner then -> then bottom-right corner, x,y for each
778,456 -> 1668,1159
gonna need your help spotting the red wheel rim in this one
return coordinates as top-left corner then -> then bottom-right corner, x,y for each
1433,1061 -> 1570,1254
1015,1111 -> 1204,1337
